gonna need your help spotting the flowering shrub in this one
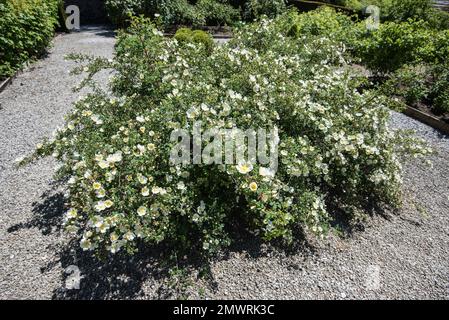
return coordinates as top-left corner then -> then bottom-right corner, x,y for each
23,15 -> 430,257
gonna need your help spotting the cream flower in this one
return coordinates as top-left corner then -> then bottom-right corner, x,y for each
249,182 -> 258,192
98,160 -> 110,169
104,200 -> 113,208
80,238 -> 92,251
152,186 -> 167,195
66,208 -> 78,219
107,151 -> 122,163
94,201 -> 106,212
110,232 -> 119,242
141,186 -> 150,197
138,174 -> 148,185
137,206 -> 147,217
177,181 -> 186,190
92,182 -> 102,190
124,231 -> 135,241
236,162 -> 253,174
259,167 -> 275,178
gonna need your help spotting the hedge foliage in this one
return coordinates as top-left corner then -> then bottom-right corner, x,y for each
104,0 -> 287,27
0,0 -> 60,79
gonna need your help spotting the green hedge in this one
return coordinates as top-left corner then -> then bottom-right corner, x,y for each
0,0 -> 59,79
104,0 -> 287,27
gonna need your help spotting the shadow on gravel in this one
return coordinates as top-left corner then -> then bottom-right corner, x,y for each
7,185 -> 65,235
15,183 -> 364,300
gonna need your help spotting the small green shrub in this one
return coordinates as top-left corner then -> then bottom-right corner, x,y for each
174,27 -> 214,51
24,15 -> 430,257
353,20 -> 435,73
284,7 -> 360,44
0,0 -> 59,79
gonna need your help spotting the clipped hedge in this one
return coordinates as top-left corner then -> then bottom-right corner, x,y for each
0,0 -> 60,79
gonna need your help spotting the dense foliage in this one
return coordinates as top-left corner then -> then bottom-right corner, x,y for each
104,0 -> 286,27
0,0 -> 59,79
23,14 -> 430,257
337,0 -> 449,29
279,6 -> 449,114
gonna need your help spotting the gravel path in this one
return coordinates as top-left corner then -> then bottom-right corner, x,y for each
0,27 -> 448,300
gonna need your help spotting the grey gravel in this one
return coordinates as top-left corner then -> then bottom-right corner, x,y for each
0,27 -> 448,300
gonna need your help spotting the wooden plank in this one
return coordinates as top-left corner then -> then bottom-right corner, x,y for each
403,106 -> 449,135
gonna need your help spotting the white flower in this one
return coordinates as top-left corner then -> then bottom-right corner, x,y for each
110,241 -> 122,254
96,189 -> 106,198
152,186 -> 167,195
80,238 -> 92,251
90,114 -> 103,125
136,116 -> 145,123
137,206 -> 147,217
92,182 -> 102,190
141,186 -> 150,196
186,106 -> 198,119
107,151 -> 122,163
259,167 -> 275,178
110,232 -> 119,242
94,201 -> 106,212
249,182 -> 258,192
138,174 -> 148,185
177,181 -> 186,190
137,144 -> 146,153
68,176 -> 76,185
104,200 -> 113,208
124,231 -> 135,241
98,160 -> 110,169
66,208 -> 78,219
236,161 -> 253,174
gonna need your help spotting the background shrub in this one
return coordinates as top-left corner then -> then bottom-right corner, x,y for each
174,27 -> 214,51
337,0 -> 449,29
0,0 -> 59,79
243,0 -> 287,20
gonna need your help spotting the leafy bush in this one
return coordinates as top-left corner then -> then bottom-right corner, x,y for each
283,7 -> 359,43
105,0 -> 241,27
339,0 -> 449,29
196,0 -> 241,26
0,0 -> 59,79
243,0 -> 287,20
23,15 -> 430,257
104,0 -> 146,26
353,20 -> 435,73
386,65 -> 430,105
174,27 -> 214,51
